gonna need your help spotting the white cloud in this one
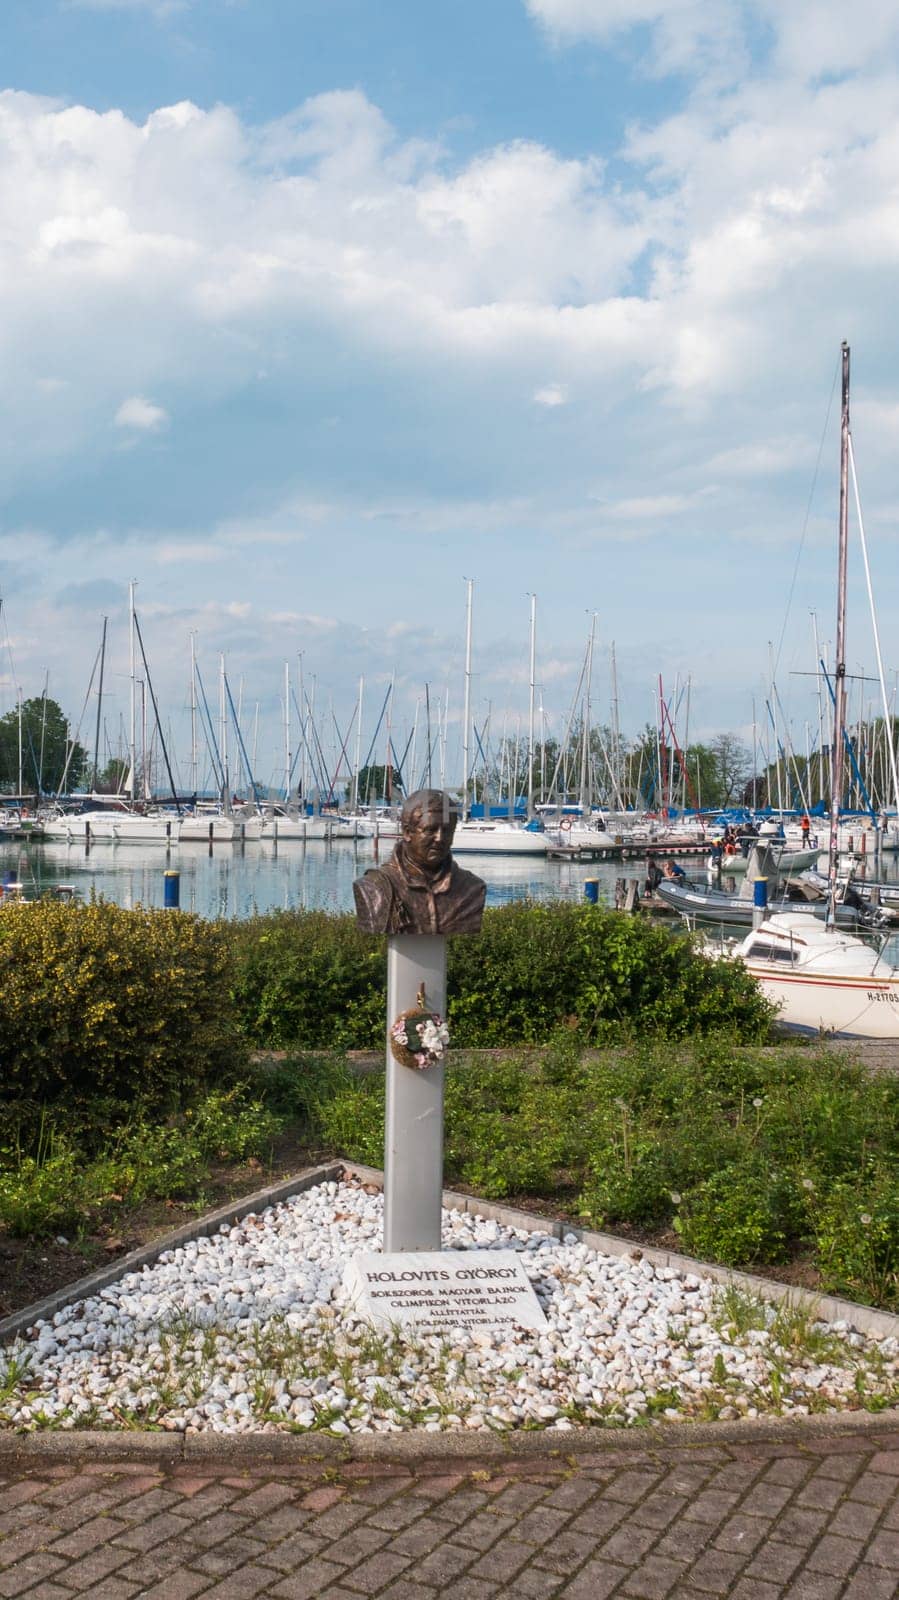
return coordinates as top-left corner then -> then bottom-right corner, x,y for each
533,383 -> 568,406
114,396 -> 170,431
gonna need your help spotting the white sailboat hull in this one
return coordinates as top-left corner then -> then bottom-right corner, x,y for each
452,822 -> 548,856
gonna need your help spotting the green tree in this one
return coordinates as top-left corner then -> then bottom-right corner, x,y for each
0,698 -> 88,795
355,763 -> 403,804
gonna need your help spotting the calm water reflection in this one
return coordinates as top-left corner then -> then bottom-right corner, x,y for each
0,838 -> 625,920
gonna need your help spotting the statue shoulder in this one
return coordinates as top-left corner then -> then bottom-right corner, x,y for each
353,867 -> 395,933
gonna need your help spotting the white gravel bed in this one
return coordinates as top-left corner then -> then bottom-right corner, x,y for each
1,1178 -> 896,1433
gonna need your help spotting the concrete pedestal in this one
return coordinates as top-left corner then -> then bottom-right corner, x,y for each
383,934 -> 447,1253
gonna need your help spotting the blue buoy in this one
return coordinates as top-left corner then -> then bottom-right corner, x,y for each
163,869 -> 181,909
752,877 -> 768,909
584,879 -> 599,905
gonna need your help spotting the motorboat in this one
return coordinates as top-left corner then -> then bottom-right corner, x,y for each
731,913 -> 899,1038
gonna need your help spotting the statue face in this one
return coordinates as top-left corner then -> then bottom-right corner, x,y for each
402,800 -> 456,872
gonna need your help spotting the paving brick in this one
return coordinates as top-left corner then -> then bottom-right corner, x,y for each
113,1509 -> 192,1551
0,1551 -> 66,1597
385,1517 -> 451,1558
738,1481 -> 794,1518
710,1513 -> 769,1555
0,1525 -> 59,1570
467,1539 -> 534,1585
869,1450 -> 899,1475
590,1523 -> 658,1569
46,1512 -> 129,1558
366,1498 -> 426,1531
257,1528 -> 324,1572
323,1524 -> 392,1566
512,1567 -> 568,1599
567,1499 -> 630,1540
683,1547 -> 748,1593
557,1558 -> 629,1599
416,1540 -> 479,1583
542,1477 -> 604,1513
827,1498 -> 880,1539
300,1486 -> 345,1512
509,1505 -> 573,1545
377,1582 -> 443,1600
864,1526 -> 899,1568
492,1482 -> 550,1515
528,1529 -> 599,1576
742,1539 -> 805,1584
199,1563 -> 278,1599
269,1558 -> 347,1599
114,1539 -> 198,1587
619,1554 -> 689,1598
230,1481 -> 298,1517
848,1472 -> 897,1509
725,1582 -> 780,1600
602,1471 -> 664,1505
809,1453 -> 863,1480
191,1532 -> 270,1577
449,1510 -> 518,1552
781,1575 -> 844,1600
0,1483 -> 50,1511
50,1543 -> 135,1592
806,1532 -> 866,1576
77,1581 -> 139,1600
681,1490 -> 739,1527
762,1456 -> 815,1487
636,1494 -> 688,1531
182,1509 -> 252,1548
134,1573 -> 211,1600
773,1506 -> 831,1545
842,1564 -> 899,1600
335,1547 -> 412,1592
796,1477 -> 848,1512
114,1486 -> 185,1520
418,1580 -> 496,1600
309,1501 -> 372,1537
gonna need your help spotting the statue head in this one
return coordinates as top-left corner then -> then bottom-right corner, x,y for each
401,788 -> 458,874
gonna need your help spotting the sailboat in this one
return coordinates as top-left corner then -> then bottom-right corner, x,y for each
729,345 -> 899,1037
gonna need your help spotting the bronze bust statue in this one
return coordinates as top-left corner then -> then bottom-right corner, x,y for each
353,788 -> 486,936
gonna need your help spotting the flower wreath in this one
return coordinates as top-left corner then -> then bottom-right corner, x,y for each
389,984 -> 450,1070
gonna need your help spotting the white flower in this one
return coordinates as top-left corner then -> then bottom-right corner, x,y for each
860,1213 -> 872,1226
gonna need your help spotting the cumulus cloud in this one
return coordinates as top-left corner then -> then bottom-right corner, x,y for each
533,383 -> 568,406
114,396 -> 170,431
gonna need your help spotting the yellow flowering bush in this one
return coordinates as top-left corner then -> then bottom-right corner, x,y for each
0,899 -> 246,1133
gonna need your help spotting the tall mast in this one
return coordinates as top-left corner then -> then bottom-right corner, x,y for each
284,661 -> 291,803
461,578 -> 473,817
91,616 -> 107,793
827,341 -> 851,927
527,593 -> 536,820
128,580 -> 136,803
352,675 -> 364,809
189,632 -> 198,796
579,614 -> 596,811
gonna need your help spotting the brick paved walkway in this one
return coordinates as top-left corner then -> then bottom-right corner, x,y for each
0,1428 -> 897,1599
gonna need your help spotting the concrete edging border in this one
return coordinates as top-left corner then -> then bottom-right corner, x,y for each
0,1158 -> 896,1461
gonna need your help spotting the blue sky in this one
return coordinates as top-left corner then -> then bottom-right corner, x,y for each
3,0 -> 899,793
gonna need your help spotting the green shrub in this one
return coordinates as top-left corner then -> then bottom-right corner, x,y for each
674,1161 -> 798,1267
227,911 -> 385,1049
0,899 -> 247,1137
810,1162 -> 899,1310
229,903 -> 773,1049
0,1087 -> 284,1238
